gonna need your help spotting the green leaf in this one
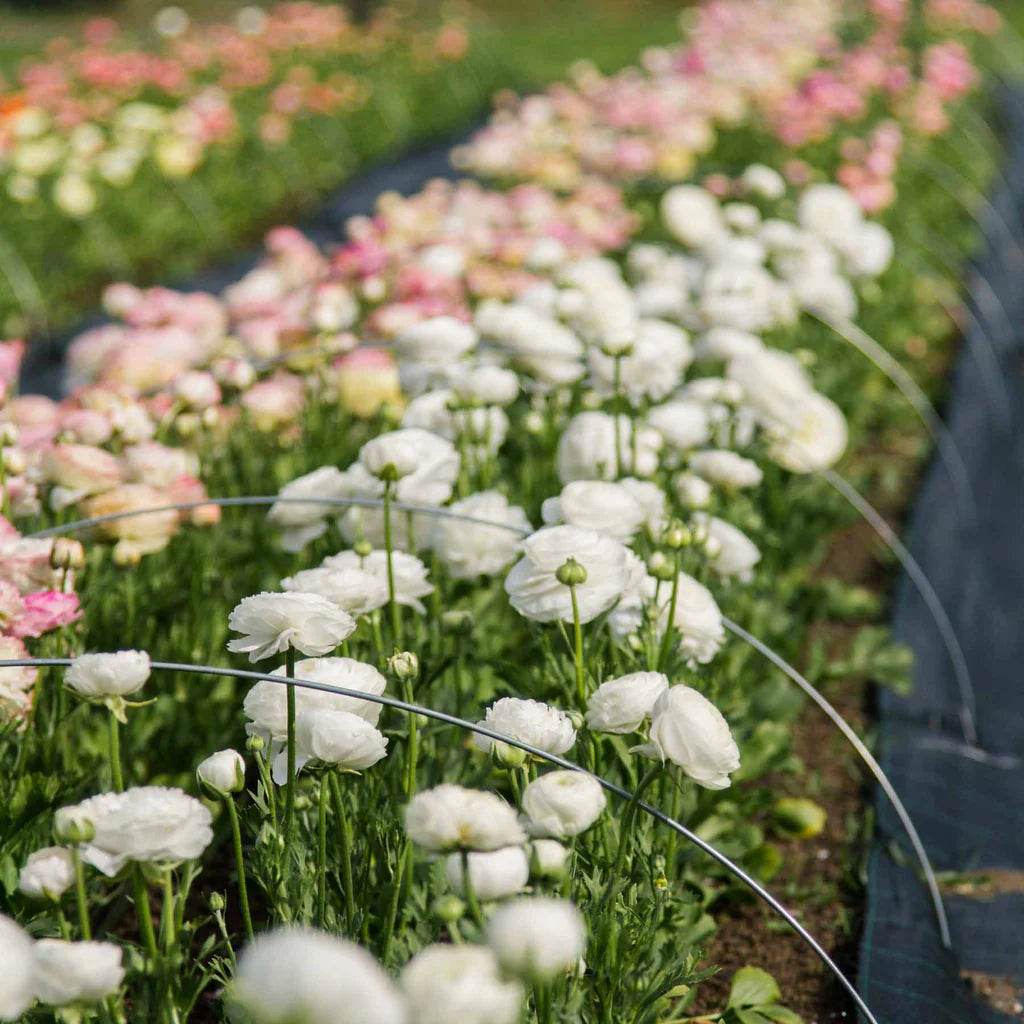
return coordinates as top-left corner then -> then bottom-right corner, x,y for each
727,967 -> 782,1009
761,1005 -> 805,1024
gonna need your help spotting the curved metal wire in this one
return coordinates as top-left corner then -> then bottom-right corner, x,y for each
0,655 -> 881,1024
818,467 -> 977,746
721,616 -> 951,948
810,312 -> 977,524
24,495 -> 536,542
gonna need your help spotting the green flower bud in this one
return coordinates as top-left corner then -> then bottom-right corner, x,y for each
432,894 -> 467,924
661,519 -> 691,550
555,557 -> 588,587
772,797 -> 827,840
441,609 -> 474,635
209,892 -> 226,912
387,651 -> 420,683
353,538 -> 374,558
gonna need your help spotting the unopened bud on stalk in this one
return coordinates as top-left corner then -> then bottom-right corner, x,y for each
246,734 -> 265,753
50,538 -> 85,571
387,651 -> 419,683
353,538 -> 373,558
555,557 -> 587,587
176,412 -> 201,438
209,892 -> 225,912
661,520 -> 691,550
0,421 -> 18,446
441,609 -> 473,635
197,749 -> 246,796
600,332 -> 634,358
432,894 -> 466,924
54,814 -> 95,846
649,553 -> 675,582
524,411 -> 544,435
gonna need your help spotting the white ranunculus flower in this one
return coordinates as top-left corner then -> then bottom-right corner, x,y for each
632,686 -> 740,790
504,525 -> 645,625
723,203 -> 762,234
528,839 -> 569,878
282,567 -> 389,616
728,347 -> 813,427
585,671 -> 669,734
53,175 -> 97,219
698,262 -> 780,333
227,592 -> 356,662
196,749 -> 245,795
673,472 -> 713,508
267,467 -> 350,552
244,658 -> 387,737
359,428 -> 459,487
841,221 -> 894,279
791,272 -> 858,321
394,316 -> 478,366
322,551 -> 433,613
647,400 -> 712,451
0,915 -> 36,1018
540,480 -> 646,542
798,183 -> 863,248
522,771 -> 606,838
661,185 -> 724,249
655,573 -> 725,665
767,390 -> 848,473
447,364 -> 520,407
430,491 -> 531,580
444,846 -> 530,902
473,698 -> 575,763
64,650 -> 151,699
18,847 -> 75,900
33,940 -> 124,1006
54,787 -> 213,876
475,302 -> 585,389
404,785 -> 525,853
587,319 -> 692,404
229,927 -> 407,1024
694,514 -> 761,581
617,477 -> 667,533
556,412 -> 662,483
486,897 -> 586,980
741,163 -> 786,200
694,327 -> 764,364
400,944 -> 522,1024
278,708 -> 387,781
688,449 -> 763,490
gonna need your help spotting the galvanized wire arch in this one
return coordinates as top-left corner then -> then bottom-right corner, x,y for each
1,655 -> 882,1024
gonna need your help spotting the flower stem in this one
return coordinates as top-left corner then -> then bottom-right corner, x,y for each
72,846 -> 91,939
612,356 -> 623,479
132,866 -> 159,960
225,796 -> 254,942
569,586 -> 586,705
383,480 -> 401,641
656,551 -> 682,671
403,678 -> 419,800
317,776 -> 329,929
609,765 -> 663,894
460,849 -> 486,932
379,838 -> 408,966
283,648 -> 297,840
108,713 -> 124,792
329,773 -> 357,930
161,870 -> 177,953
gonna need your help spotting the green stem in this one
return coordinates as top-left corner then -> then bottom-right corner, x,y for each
132,866 -> 159,960
161,870 -> 177,953
379,838 -> 408,966
460,849 -> 486,931
609,765 -> 663,894
383,481 -> 401,641
108,713 -> 124,792
72,846 -> 91,940
612,355 -> 623,479
569,586 -> 586,705
283,649 -> 297,839
317,776 -> 329,929
656,551 -> 682,672
329,773 -> 357,929
225,796 -> 254,942
403,678 -> 419,800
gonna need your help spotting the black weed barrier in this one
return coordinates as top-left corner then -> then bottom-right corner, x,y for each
859,85 -> 1024,1024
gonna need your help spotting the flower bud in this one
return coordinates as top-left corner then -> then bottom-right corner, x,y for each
197,749 -> 246,796
18,847 -> 75,901
661,520 -> 691,550
175,412 -> 201,438
387,651 -> 419,683
50,537 -> 86,571
54,812 -> 95,846
209,892 -> 226,912
529,839 -> 569,879
353,538 -> 374,558
441,609 -> 474,635
555,557 -> 587,587
246,733 -> 265,752
524,411 -> 544,435
0,421 -> 19,446
432,893 -> 467,924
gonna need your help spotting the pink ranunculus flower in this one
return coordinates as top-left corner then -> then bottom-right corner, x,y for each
166,475 -> 221,527
9,591 -> 82,639
0,635 -> 36,725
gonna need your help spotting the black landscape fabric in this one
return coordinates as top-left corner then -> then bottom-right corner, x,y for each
859,86 -> 1024,1024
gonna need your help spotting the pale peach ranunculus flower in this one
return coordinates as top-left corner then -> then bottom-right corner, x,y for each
82,483 -> 181,560
332,348 -> 403,419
